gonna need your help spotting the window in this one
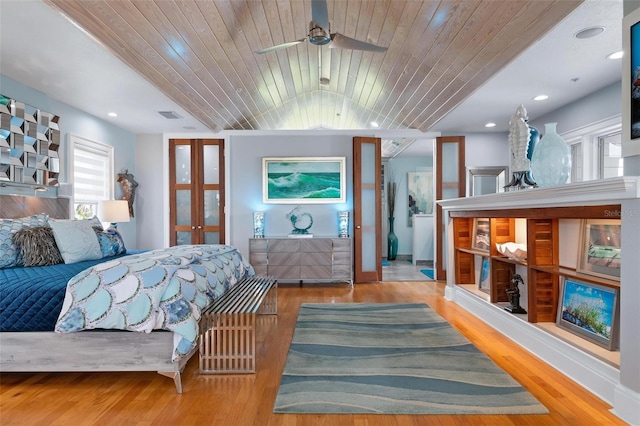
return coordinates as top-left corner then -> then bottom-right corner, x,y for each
560,116 -> 622,182
70,135 -> 114,219
598,133 -> 623,178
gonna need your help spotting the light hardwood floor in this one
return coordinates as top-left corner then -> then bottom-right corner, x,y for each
0,281 -> 626,425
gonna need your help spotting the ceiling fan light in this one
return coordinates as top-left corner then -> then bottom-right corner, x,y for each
309,23 -> 331,46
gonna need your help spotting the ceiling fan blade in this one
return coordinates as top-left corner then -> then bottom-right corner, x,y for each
255,39 -> 305,54
329,33 -> 387,52
311,0 -> 330,30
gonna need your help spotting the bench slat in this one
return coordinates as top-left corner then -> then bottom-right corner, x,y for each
208,276 -> 275,314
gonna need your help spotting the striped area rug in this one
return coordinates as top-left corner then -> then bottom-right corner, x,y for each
273,303 -> 548,415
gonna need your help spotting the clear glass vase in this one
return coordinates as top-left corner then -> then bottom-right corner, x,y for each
530,122 -> 571,187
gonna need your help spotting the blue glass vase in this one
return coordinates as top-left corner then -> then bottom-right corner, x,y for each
387,217 -> 398,261
530,122 -> 571,187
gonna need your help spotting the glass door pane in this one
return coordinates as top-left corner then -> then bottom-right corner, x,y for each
176,190 -> 192,226
202,145 -> 219,184
360,144 -> 377,271
175,144 -> 191,184
203,233 -> 220,244
203,190 -> 219,226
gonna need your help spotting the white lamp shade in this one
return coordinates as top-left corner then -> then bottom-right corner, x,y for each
98,200 -> 130,223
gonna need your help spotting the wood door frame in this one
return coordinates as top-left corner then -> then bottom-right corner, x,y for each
200,139 -> 225,243
168,138 -> 224,246
435,136 -> 466,281
353,136 -> 382,282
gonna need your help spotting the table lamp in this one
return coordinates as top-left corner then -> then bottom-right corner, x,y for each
98,199 -> 130,229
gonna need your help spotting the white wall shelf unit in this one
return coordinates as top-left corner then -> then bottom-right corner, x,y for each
438,177 -> 640,426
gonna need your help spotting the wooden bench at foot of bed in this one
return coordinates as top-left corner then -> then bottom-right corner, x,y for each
199,275 -> 278,374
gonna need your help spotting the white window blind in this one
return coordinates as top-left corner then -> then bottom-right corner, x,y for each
71,135 -> 113,204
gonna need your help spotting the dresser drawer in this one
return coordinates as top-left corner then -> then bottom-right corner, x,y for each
332,238 -> 351,252
268,239 -> 300,252
301,238 -> 332,252
332,250 -> 351,265
268,265 -> 301,279
302,265 -> 332,279
250,238 -> 268,252
301,251 -> 332,265
269,252 -> 301,265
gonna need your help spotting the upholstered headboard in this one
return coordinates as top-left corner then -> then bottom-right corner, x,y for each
0,195 -> 70,219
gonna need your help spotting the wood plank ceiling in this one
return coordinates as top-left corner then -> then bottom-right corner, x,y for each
45,0 -> 582,133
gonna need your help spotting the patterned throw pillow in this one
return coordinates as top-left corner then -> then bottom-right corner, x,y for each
0,213 -> 49,268
12,226 -> 64,267
94,227 -> 127,258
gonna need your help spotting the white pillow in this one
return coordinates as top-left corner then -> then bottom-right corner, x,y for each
48,219 -> 102,264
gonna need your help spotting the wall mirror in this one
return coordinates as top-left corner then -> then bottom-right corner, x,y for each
466,166 -> 508,196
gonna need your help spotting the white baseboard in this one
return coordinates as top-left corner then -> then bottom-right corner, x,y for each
613,383 -> 640,426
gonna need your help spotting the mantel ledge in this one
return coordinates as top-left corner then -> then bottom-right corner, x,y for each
438,176 -> 640,211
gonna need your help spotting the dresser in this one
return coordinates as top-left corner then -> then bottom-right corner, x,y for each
249,237 -> 352,286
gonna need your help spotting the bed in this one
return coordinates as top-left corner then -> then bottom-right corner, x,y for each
0,195 -> 254,393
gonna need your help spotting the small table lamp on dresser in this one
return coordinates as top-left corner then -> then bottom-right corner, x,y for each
98,199 -> 130,229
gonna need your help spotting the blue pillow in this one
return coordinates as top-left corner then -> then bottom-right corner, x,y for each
95,228 -> 127,258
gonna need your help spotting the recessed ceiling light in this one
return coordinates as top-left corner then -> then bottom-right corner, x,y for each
573,26 -> 605,39
485,122 -> 496,128
607,51 -> 624,60
108,112 -> 118,117
370,121 -> 379,128
533,95 -> 549,101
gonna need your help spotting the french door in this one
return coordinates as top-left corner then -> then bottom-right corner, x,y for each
435,136 -> 465,281
353,137 -> 382,282
169,139 -> 225,246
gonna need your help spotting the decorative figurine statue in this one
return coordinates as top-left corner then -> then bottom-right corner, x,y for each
505,273 -> 527,314
117,169 -> 138,218
286,206 -> 313,235
504,104 -> 538,190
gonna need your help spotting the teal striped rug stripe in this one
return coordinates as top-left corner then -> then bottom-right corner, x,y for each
274,303 -> 548,415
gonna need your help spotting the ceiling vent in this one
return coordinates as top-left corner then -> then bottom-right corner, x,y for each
158,111 -> 182,119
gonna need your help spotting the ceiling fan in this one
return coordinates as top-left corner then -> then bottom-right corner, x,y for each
255,0 -> 387,54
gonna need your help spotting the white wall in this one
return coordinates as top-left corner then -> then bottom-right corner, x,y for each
464,132 -> 510,167
530,82 -> 621,134
135,133 -> 164,250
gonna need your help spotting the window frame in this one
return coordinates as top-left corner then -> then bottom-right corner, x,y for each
69,134 -> 114,219
559,115 -> 621,182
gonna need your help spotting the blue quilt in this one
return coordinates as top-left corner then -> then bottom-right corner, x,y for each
1,256 -> 130,332
54,245 -> 254,361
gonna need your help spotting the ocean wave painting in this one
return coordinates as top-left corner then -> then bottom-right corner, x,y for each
263,157 -> 345,203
